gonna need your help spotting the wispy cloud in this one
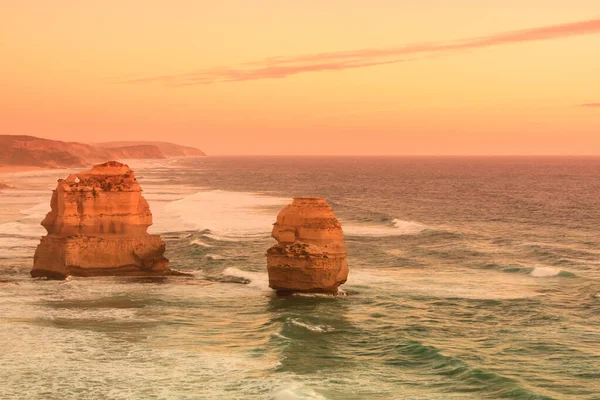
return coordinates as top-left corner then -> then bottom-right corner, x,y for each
580,103 -> 600,108
120,18 -> 600,86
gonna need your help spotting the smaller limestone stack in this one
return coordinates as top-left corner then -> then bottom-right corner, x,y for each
266,197 -> 348,295
32,161 -> 175,279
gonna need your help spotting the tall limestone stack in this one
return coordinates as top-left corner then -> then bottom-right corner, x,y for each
31,161 -> 175,279
266,197 -> 348,295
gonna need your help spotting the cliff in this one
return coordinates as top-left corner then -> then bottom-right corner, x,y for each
31,161 -> 178,279
266,197 -> 349,295
96,141 -> 206,157
0,135 -> 166,170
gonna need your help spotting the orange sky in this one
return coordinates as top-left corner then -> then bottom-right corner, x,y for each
1,1 -> 599,155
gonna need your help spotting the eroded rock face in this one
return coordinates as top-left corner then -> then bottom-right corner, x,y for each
31,161 -> 176,279
266,197 -> 348,295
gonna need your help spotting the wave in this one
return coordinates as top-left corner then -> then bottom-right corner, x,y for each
149,190 -> 289,237
204,232 -> 266,242
144,186 -> 429,239
0,247 -> 37,259
0,222 -> 45,238
389,340 -> 552,399
142,193 -> 186,202
483,263 -> 575,278
0,235 -> 39,259
270,383 -> 329,400
191,239 -> 212,248
19,202 -> 51,220
290,291 -> 349,298
221,267 -> 270,290
343,219 -> 427,237
0,200 -> 50,244
288,318 -> 335,333
393,219 -> 427,233
530,266 -> 575,278
384,249 -> 404,256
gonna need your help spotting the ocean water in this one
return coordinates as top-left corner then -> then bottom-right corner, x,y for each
1,156 -> 599,400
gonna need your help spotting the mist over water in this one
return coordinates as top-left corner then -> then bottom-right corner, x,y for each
1,157 -> 599,399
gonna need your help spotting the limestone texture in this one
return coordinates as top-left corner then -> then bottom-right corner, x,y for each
266,197 -> 348,294
31,161 -> 177,279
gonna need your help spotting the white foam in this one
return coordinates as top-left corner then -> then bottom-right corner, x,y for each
0,221 -> 45,238
385,249 -> 405,256
0,237 -> 39,247
187,270 -> 207,279
0,235 -> 39,258
292,291 -> 348,298
0,247 -> 36,259
191,239 -> 212,248
392,218 -> 427,233
343,219 -> 426,237
19,202 -> 51,220
530,267 -> 561,277
149,190 -> 289,237
204,232 -> 266,242
222,267 -> 270,290
143,193 -> 186,202
271,383 -> 329,400
289,318 -> 335,333
347,268 -> 544,300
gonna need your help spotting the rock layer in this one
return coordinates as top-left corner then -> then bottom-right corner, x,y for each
31,161 -> 176,279
266,197 -> 348,294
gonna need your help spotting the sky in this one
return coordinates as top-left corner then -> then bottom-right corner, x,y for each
1,1 -> 599,155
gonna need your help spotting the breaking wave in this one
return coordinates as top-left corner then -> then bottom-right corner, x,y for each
191,239 -> 212,248
149,190 -> 289,237
530,266 -> 575,278
270,383 -> 329,400
288,318 -> 335,333
343,219 -> 427,236
483,263 -> 576,278
221,267 -> 270,290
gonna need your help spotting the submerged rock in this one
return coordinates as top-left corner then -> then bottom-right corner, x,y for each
31,161 -> 180,279
266,197 -> 348,295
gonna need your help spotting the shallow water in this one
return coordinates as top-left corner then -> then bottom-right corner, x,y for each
1,157 -> 599,399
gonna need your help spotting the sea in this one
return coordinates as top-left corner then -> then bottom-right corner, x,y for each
0,156 -> 599,400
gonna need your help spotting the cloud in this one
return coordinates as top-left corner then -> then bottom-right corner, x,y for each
120,18 -> 600,86
128,58 -> 409,86
580,103 -> 600,108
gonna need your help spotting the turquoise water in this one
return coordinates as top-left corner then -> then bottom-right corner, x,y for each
1,157 -> 599,399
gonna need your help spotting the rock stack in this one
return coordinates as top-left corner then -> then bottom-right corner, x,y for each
31,161 -> 176,279
266,197 -> 348,295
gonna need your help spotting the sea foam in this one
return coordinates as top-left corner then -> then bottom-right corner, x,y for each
343,219 -> 426,236
289,318 -> 335,333
191,239 -> 212,248
149,190 -> 289,237
271,383 -> 329,400
221,267 -> 270,290
530,267 -> 562,277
